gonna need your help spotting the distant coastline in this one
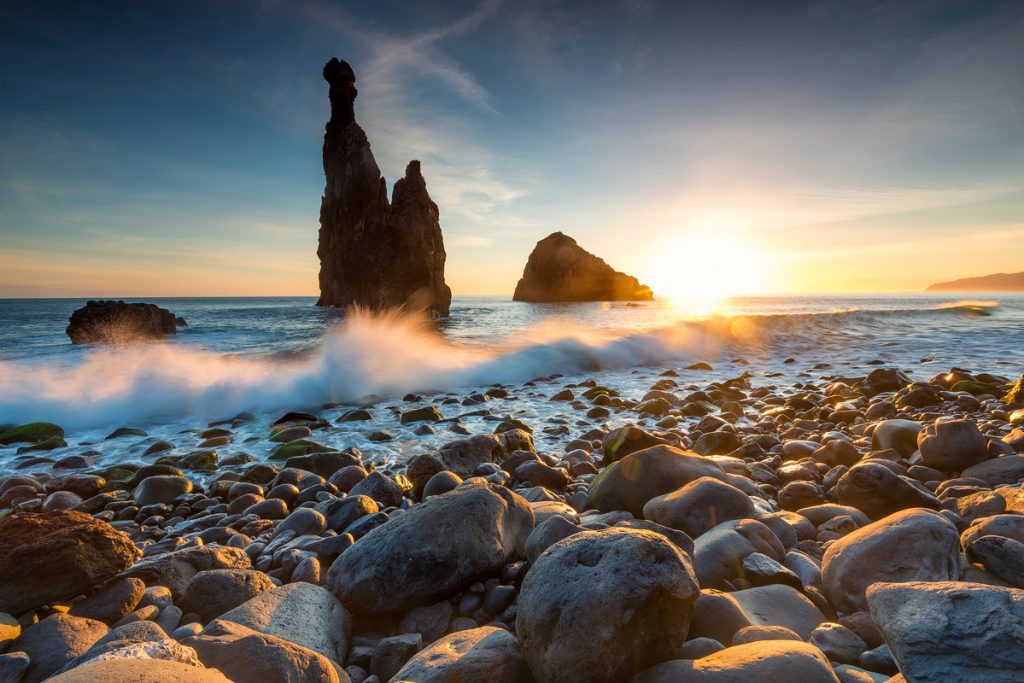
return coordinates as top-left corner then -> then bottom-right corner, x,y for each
926,271 -> 1024,292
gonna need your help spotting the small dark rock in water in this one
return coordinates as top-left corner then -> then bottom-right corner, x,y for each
513,232 -> 654,302
65,300 -> 185,344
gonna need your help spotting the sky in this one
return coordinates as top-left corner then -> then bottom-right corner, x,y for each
1,0 -> 1023,298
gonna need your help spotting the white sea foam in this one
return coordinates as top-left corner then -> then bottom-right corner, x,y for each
0,308 -> 716,430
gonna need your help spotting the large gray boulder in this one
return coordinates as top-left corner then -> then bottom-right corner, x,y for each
327,482 -> 533,614
821,508 -> 961,614
0,511 -> 138,616
391,626 -> 529,683
632,640 -> 841,682
209,582 -> 350,664
517,528 -> 699,683
868,581 -> 1024,683
589,446 -> 728,517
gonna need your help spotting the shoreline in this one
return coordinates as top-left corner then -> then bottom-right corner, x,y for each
0,354 -> 1023,680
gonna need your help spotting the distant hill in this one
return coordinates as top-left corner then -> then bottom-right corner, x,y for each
926,271 -> 1024,292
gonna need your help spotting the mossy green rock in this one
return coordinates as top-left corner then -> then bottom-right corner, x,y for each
495,419 -> 532,434
0,422 -> 64,445
181,449 -> 219,471
951,380 -> 1001,396
269,439 -> 331,461
401,407 -> 443,424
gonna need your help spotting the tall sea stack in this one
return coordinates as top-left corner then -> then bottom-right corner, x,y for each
317,58 -> 452,316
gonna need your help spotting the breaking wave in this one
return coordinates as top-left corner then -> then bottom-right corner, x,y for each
0,300 -> 1003,430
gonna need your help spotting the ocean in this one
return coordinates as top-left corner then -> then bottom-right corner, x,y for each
1,293 -> 1021,474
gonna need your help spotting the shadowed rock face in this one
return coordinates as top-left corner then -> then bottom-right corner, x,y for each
317,57 -> 452,316
66,300 -> 185,345
513,232 -> 653,302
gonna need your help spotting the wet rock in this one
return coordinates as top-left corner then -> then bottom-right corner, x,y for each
633,640 -> 841,682
209,582 -> 350,664
0,422 -> 64,445
181,569 -> 275,624
868,581 -> 1024,683
422,471 -> 462,498
436,432 -> 534,479
66,300 -> 184,344
643,477 -> 754,538
327,482 -> 533,614
133,476 -> 193,506
512,231 -> 653,303
821,508 -> 961,614
391,625 -> 528,682
317,58 -> 451,316
517,528 -> 699,683
0,511 -> 138,616
349,472 -> 404,508
602,425 -> 669,466
589,445 -> 728,517
317,495 -> 378,534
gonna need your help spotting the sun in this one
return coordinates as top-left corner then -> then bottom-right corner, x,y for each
647,230 -> 771,315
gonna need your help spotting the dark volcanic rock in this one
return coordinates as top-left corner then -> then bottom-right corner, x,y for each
0,511 -> 138,616
65,300 -> 185,345
513,232 -> 654,302
316,57 -> 451,316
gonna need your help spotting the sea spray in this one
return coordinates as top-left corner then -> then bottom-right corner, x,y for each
0,299 -> 1007,431
0,308 -> 716,430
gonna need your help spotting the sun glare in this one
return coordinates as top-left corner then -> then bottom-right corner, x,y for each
648,230 -> 771,315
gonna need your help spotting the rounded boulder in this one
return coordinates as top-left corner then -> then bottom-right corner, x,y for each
516,528 -> 700,683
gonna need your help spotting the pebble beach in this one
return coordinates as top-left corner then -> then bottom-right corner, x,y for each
1,296 -> 1024,682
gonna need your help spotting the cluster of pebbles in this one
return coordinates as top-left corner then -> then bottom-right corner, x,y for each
1,362 -> 1023,682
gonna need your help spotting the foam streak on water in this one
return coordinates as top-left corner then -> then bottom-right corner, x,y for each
0,294 -> 1021,436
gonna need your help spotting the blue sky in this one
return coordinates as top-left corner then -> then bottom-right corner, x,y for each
1,0 -> 1022,297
